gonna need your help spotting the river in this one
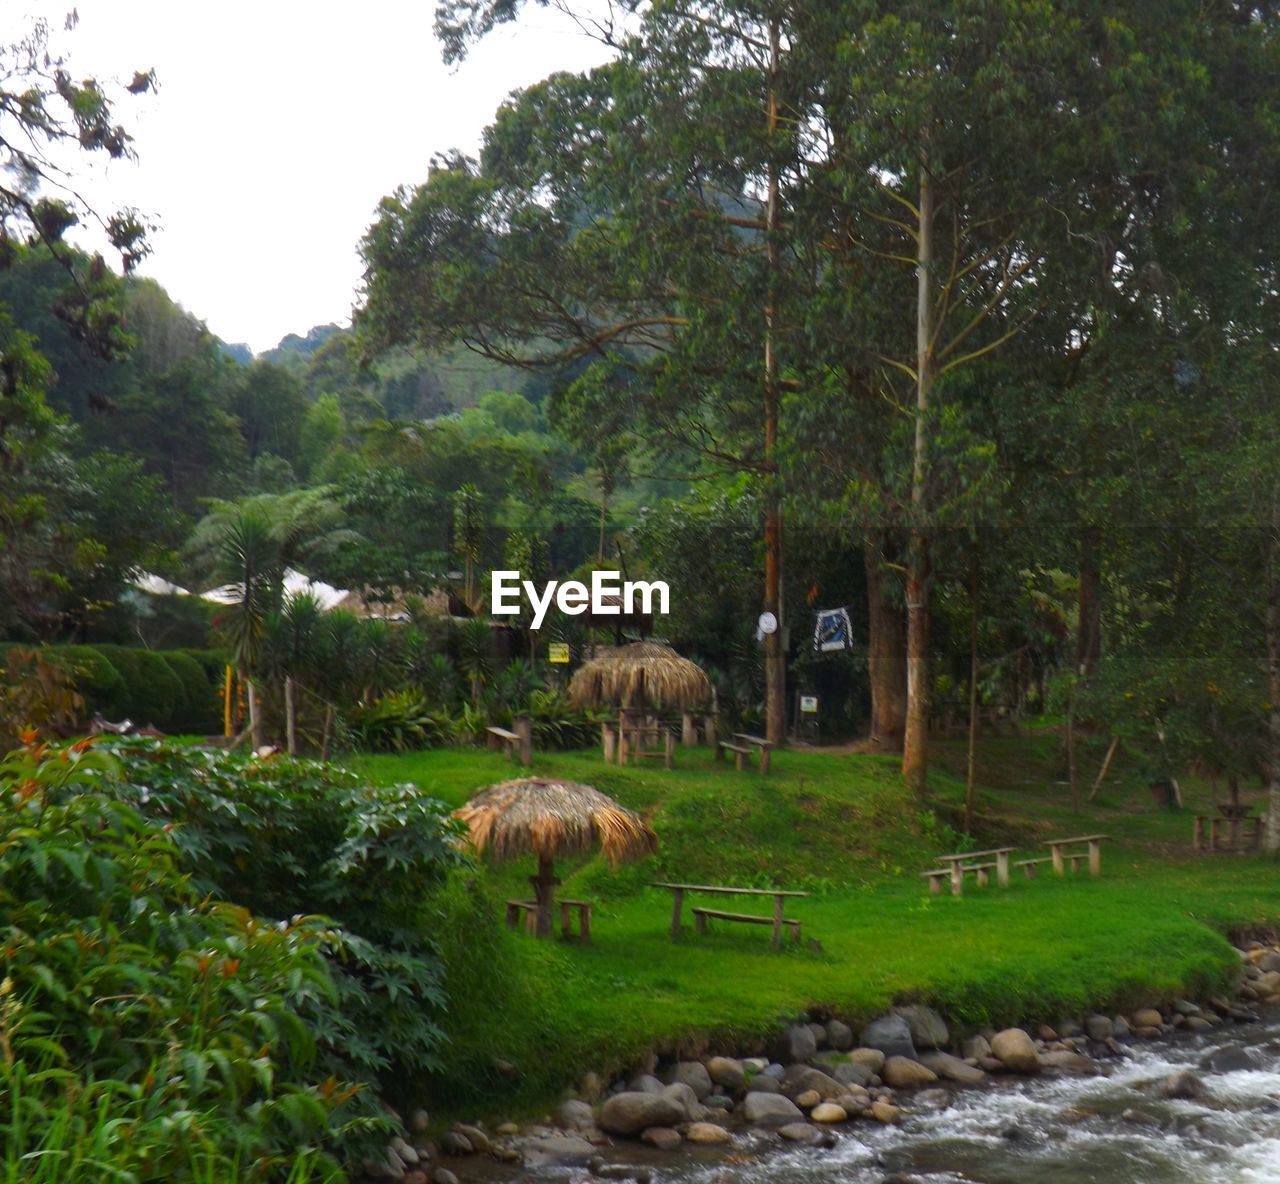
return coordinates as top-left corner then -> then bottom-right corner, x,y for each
496,1013 -> 1280,1184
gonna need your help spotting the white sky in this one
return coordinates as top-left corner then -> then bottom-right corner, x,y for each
5,2 -> 616,353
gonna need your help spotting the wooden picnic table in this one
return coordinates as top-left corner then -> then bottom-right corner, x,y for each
649,881 -> 807,948
934,846 -> 1017,889
733,732 -> 775,772
1043,833 -> 1109,876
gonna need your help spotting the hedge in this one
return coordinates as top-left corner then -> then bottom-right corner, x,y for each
4,644 -> 226,735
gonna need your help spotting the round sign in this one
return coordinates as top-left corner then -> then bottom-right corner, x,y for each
758,611 -> 778,635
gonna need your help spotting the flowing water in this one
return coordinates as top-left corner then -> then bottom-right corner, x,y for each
496,1015 -> 1280,1184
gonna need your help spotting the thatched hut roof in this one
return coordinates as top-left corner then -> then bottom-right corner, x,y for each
567,641 -> 712,710
455,778 -> 658,866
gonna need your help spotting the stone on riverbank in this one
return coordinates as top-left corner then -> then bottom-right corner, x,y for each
554,1100 -> 595,1132
834,1061 -> 873,1087
848,1047 -> 887,1074
773,1024 -> 818,1065
991,1029 -> 1040,1074
662,1062 -> 713,1099
882,1056 -> 938,1088
896,1004 -> 948,1049
810,1102 -> 848,1123
706,1056 -> 746,1092
685,1122 -> 732,1145
599,1093 -> 684,1136
641,1126 -> 682,1150
781,1065 -> 845,1101
1084,1015 -> 1113,1042
1132,1008 -> 1164,1028
742,1092 -> 803,1127
858,1015 -> 916,1060
919,1050 -> 986,1086
870,1100 -> 902,1124
777,1122 -> 820,1143
1201,1046 -> 1258,1073
826,1019 -> 854,1050
1163,1070 -> 1204,1099
660,1082 -> 707,1122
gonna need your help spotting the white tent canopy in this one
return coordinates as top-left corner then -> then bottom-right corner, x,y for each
132,568 -> 347,612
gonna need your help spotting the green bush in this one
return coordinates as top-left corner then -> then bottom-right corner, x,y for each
0,738 -> 370,1180
46,645 -> 127,719
98,739 -> 468,1098
347,692 -> 454,752
161,648 -> 221,733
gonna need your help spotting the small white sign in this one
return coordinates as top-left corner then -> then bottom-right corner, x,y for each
800,695 -> 818,714
758,611 -> 778,635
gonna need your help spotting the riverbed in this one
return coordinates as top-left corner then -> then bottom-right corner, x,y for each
483,1013 -> 1280,1184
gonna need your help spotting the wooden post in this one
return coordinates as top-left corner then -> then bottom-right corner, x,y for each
515,715 -> 532,766
1192,816 -> 1205,850
705,714 -> 718,749
223,664 -> 234,737
580,902 -> 591,944
760,744 -> 771,774
949,863 -> 963,896
664,729 -> 674,770
772,894 -> 784,950
1088,838 -> 1103,876
602,723 -> 617,764
995,850 -> 1009,888
682,712 -> 697,747
670,888 -> 684,937
1049,844 -> 1065,875
975,867 -> 990,888
284,676 -> 297,756
927,876 -> 941,895
530,855 -> 559,939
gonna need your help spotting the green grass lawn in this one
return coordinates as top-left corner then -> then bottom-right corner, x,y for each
348,733 -> 1280,1118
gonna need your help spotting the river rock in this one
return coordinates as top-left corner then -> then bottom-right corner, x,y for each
795,1089 -> 821,1110
706,1056 -> 746,1092
703,1093 -> 733,1110
661,1082 -> 706,1122
641,1126 -> 682,1151
743,1091 -> 804,1127
454,1124 -> 490,1154
778,1122 -> 820,1143
1084,1014 -> 1114,1042
773,1024 -> 818,1065
808,1022 -> 830,1049
1261,953 -> 1280,973
1132,1008 -> 1164,1028
685,1122 -> 732,1144
962,1034 -> 992,1060
810,1102 -> 847,1123
662,1061 -> 713,1099
748,1073 -> 782,1094
826,1019 -> 854,1050
896,1004 -> 949,1049
440,1132 -> 472,1156
834,1062 -> 873,1087
390,1137 -> 419,1166
1164,1070 -> 1205,1099
1201,1046 -> 1258,1073
870,1100 -> 901,1124
599,1093 -> 684,1136
781,1065 -> 845,1101
991,1029 -> 1040,1074
1039,1050 -> 1097,1074
919,1050 -> 986,1086
554,1100 -> 596,1132
882,1056 -> 938,1088
409,1109 -> 430,1134
1037,1024 -> 1059,1041
858,1015 -> 916,1060
1184,1016 -> 1213,1032
628,1074 -> 664,1095
524,1133 -> 597,1162
761,1061 -> 786,1079
430,1171 -> 460,1184
848,1047 -> 888,1073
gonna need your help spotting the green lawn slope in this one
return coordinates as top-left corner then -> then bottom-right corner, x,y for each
350,732 -> 1280,1117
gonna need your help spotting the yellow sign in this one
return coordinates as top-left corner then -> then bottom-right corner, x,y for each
548,642 -> 570,664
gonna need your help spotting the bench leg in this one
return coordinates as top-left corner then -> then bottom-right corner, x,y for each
996,851 -> 1009,888
950,865 -> 963,896
525,909 -> 537,936
927,876 -> 942,895
976,868 -> 990,888
790,923 -> 801,945
580,904 -> 591,944
760,748 -> 770,774
1023,864 -> 1037,880
506,903 -> 521,929
1088,840 -> 1102,876
560,900 -> 571,936
772,896 -> 784,950
735,750 -> 747,772
1050,846 -> 1064,875
695,911 -> 708,936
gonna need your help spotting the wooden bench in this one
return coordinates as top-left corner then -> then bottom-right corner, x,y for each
959,861 -> 998,887
1014,857 -> 1052,879
505,898 -> 592,942
1043,834 -> 1109,876
623,725 -> 674,769
717,741 -> 754,770
486,717 -> 532,765
693,907 -> 801,943
1194,814 -> 1264,852
733,732 -> 774,773
920,861 -> 1000,895
650,882 -> 807,949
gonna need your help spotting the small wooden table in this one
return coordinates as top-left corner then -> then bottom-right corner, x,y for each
1043,834 -> 1109,876
934,847 -> 1017,891
506,898 -> 592,942
649,881 -> 807,948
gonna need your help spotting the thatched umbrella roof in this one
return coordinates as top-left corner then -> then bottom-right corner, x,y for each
455,778 -> 658,867
568,641 -> 712,710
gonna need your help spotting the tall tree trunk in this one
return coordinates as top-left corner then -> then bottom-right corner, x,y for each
1077,526 -> 1102,677
284,676 -> 297,756
964,546 -> 980,835
762,16 -> 786,747
865,536 -> 907,749
1266,515 -> 1280,853
246,678 -> 261,751
902,162 -> 935,799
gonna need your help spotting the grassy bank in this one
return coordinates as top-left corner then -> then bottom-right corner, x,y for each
350,733 -> 1279,1118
